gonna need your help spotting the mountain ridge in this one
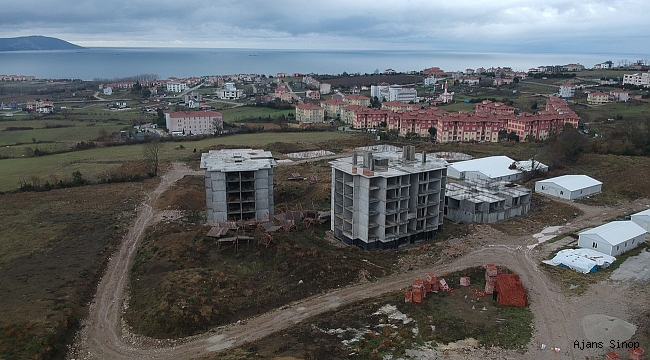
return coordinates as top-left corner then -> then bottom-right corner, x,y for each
0,36 -> 84,51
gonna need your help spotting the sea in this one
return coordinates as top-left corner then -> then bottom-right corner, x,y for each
0,47 -> 645,81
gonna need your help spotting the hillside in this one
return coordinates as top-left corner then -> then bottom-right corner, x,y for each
0,35 -> 83,51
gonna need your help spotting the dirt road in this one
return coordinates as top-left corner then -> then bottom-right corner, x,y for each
68,164 -> 648,359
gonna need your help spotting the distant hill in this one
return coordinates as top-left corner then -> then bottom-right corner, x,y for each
0,36 -> 84,51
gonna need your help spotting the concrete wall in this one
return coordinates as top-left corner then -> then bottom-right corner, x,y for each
205,168 -> 274,225
205,171 -> 227,225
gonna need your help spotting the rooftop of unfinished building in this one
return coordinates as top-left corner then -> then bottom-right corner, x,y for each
200,148 -> 275,172
446,180 -> 531,203
330,146 -> 448,178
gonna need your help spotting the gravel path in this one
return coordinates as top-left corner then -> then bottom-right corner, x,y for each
67,165 -> 650,359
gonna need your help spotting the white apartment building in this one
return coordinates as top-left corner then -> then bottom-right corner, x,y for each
219,82 -> 245,100
371,84 -> 417,103
165,110 -> 223,135
166,81 -> 187,93
622,71 -> 650,87
424,76 -> 439,87
558,84 -> 575,98
330,145 -> 448,250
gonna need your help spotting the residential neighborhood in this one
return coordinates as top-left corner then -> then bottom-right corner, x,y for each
2,55 -> 650,360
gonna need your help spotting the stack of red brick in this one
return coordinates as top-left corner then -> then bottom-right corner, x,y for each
495,273 -> 528,307
405,273 -> 448,303
629,347 -> 645,360
484,264 -> 500,294
605,352 -> 619,360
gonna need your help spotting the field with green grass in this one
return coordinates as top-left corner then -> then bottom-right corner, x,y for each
220,106 -> 295,122
0,131 -> 358,192
572,101 -> 650,123
0,121 -> 126,146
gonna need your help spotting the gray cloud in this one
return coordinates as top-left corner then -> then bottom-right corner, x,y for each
1,0 -> 648,53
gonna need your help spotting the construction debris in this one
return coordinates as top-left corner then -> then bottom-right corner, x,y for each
284,150 -> 335,159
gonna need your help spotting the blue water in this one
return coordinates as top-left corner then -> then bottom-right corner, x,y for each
0,47 -> 645,80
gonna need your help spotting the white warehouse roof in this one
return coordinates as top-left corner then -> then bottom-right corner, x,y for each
448,156 -> 520,179
579,221 -> 646,246
537,175 -> 602,192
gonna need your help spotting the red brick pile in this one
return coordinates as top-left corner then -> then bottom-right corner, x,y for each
495,273 -> 528,307
605,351 -> 620,360
629,347 -> 645,360
412,279 -> 426,303
427,273 -> 440,292
484,264 -> 500,294
405,273 -> 453,303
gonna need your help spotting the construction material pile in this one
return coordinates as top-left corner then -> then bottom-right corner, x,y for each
495,274 -> 528,307
405,273 -> 453,303
484,263 -> 500,294
629,347 -> 645,360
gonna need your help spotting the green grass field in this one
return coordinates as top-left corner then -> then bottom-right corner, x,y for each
573,101 -> 650,122
0,131 -> 356,192
0,123 -> 127,146
220,106 -> 295,122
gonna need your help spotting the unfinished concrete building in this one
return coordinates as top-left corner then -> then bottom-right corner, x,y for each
200,149 -> 275,225
329,145 -> 448,250
444,180 -> 532,223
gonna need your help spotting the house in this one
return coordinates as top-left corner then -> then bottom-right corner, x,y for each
609,89 -> 629,102
587,92 -> 610,105
631,209 -> 650,232
166,82 -> 187,93
165,110 -> 223,135
447,156 -> 523,182
460,77 -> 480,86
200,149 -> 275,224
558,84 -> 575,98
564,63 -> 585,72
622,71 -> 650,87
578,221 -> 646,256
371,84 -> 417,103
424,76 -> 439,87
320,83 -> 332,94
534,175 -> 602,200
304,90 -> 320,100
344,94 -> 371,107
295,104 -> 324,123
320,99 -> 347,119
219,82 -> 245,100
493,78 -> 514,86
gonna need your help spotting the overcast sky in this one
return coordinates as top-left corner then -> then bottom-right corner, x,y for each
2,0 -> 649,54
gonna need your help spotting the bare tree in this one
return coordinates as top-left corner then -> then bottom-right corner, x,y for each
144,137 -> 163,177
